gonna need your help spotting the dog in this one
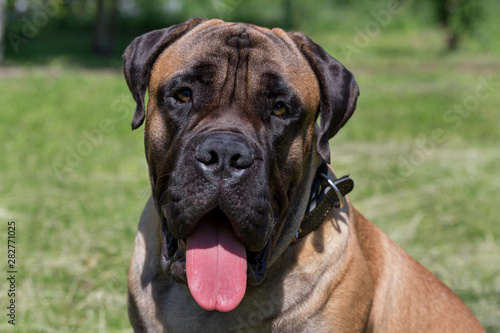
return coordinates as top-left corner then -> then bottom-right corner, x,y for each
122,18 -> 484,332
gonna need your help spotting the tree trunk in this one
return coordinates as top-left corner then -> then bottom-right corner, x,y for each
0,0 -> 6,63
283,0 -> 293,31
92,0 -> 118,55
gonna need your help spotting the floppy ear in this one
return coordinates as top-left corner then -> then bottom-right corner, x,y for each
290,32 -> 359,163
122,18 -> 206,130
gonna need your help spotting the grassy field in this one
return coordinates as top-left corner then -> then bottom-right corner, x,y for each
1,16 -> 500,333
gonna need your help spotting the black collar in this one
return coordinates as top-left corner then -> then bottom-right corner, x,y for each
294,160 -> 354,241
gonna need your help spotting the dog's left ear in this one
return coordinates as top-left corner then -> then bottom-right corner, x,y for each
122,18 -> 206,130
290,32 -> 359,163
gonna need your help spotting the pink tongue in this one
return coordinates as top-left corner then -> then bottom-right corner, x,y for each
186,214 -> 247,312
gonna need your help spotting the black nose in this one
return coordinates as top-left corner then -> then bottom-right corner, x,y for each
195,133 -> 254,180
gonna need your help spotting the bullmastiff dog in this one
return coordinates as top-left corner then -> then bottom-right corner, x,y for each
123,18 -> 484,332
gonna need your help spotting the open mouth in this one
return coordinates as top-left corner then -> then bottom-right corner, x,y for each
160,208 -> 272,312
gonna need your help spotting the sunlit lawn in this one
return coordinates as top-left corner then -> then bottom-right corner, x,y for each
0,27 -> 499,332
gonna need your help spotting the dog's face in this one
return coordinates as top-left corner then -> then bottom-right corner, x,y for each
123,18 -> 359,312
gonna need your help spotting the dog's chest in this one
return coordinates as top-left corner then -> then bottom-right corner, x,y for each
158,280 -> 276,332
156,265 -> 342,333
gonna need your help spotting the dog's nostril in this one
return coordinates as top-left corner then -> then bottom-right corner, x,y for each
196,150 -> 219,166
230,154 -> 242,169
230,153 -> 253,170
207,151 -> 218,166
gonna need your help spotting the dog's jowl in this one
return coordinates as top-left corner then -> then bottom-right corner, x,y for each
122,18 -> 484,332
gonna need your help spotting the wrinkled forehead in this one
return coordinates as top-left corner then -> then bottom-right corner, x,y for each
149,19 -> 319,107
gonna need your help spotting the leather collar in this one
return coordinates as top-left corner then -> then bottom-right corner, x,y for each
294,160 -> 354,241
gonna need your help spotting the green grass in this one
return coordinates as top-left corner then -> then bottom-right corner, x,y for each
322,29 -> 500,331
1,22 -> 499,333
0,68 -> 148,332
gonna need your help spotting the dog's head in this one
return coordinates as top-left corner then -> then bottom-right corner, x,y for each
123,18 -> 358,312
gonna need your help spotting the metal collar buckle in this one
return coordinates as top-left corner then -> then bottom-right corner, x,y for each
319,173 -> 345,209
293,161 -> 354,242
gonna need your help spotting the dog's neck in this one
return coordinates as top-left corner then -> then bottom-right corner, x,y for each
295,160 -> 354,240
237,184 -> 357,331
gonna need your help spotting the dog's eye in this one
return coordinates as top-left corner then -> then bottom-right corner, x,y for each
272,102 -> 288,117
174,89 -> 192,103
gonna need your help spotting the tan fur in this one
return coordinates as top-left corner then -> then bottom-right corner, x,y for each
148,20 -> 320,113
129,168 -> 484,332
355,209 -> 484,332
127,19 -> 484,332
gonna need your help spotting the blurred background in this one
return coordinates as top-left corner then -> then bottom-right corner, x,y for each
0,0 -> 499,331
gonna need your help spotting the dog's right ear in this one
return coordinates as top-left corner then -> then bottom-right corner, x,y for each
122,18 -> 206,130
289,32 -> 359,164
